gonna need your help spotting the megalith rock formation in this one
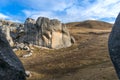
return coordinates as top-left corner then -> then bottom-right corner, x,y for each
108,13 -> 120,79
0,30 -> 26,80
23,17 -> 75,49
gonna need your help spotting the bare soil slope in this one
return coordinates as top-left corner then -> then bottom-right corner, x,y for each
16,20 -> 118,80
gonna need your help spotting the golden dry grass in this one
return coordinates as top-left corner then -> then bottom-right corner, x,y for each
15,20 -> 118,80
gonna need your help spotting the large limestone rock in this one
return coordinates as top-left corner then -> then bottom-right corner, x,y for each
22,18 -> 38,45
0,25 -> 14,46
36,17 -> 71,48
108,13 -> 120,79
24,17 -> 74,49
0,30 -> 26,80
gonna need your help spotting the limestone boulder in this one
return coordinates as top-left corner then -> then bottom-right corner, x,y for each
0,30 -> 26,80
36,17 -> 74,49
23,17 -> 75,49
108,12 -> 120,79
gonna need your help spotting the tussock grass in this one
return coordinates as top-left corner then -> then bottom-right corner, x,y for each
15,21 -> 118,80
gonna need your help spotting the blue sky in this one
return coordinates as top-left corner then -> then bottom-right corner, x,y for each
0,0 -> 120,23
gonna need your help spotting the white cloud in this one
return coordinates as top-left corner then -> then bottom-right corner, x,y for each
88,0 -> 120,18
0,13 -> 22,23
65,0 -> 120,22
23,10 -> 59,20
8,19 -> 22,23
21,0 -> 74,11
22,0 -> 120,23
0,13 -> 9,19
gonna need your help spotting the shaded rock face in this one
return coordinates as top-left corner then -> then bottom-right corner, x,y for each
0,30 -> 26,80
108,13 -> 120,79
10,24 -> 24,40
24,17 -> 74,49
0,25 -> 14,46
23,18 -> 38,44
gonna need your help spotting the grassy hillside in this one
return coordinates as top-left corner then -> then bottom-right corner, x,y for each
15,20 -> 118,80
66,20 -> 113,29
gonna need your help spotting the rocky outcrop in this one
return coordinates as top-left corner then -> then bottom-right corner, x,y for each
108,13 -> 120,79
0,29 -> 26,80
14,43 -> 30,51
0,25 -> 14,46
0,18 -> 75,49
0,19 -> 24,44
23,18 -> 38,44
10,24 -> 24,41
23,17 -> 74,49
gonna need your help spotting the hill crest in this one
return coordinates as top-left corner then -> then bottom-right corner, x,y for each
66,20 -> 113,29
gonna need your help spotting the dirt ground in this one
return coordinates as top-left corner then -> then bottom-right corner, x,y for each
15,21 -> 118,80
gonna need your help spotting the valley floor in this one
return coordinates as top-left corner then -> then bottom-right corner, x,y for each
16,27 -> 118,80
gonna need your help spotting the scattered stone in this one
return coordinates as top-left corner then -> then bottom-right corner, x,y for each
15,43 -> 30,51
25,71 -> 32,77
30,50 -> 33,53
22,52 -> 33,58
13,48 -> 18,52
23,45 -> 30,51
33,45 -> 42,48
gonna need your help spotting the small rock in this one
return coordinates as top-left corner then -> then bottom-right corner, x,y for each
30,50 -> 33,53
13,48 -> 18,51
23,45 -> 30,51
25,71 -> 32,77
22,52 -> 32,58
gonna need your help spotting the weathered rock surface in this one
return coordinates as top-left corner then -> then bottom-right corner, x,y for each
23,18 -> 38,44
0,25 -> 14,46
25,71 -> 31,77
108,13 -> 120,79
0,30 -> 26,80
0,19 -> 24,45
23,17 -> 74,49
0,18 -> 75,49
11,24 -> 24,42
13,42 -> 30,52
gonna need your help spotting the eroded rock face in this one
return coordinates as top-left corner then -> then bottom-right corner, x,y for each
0,19 -> 25,46
24,17 -> 74,49
0,30 -> 26,80
0,25 -> 14,46
23,18 -> 38,45
108,13 -> 120,79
